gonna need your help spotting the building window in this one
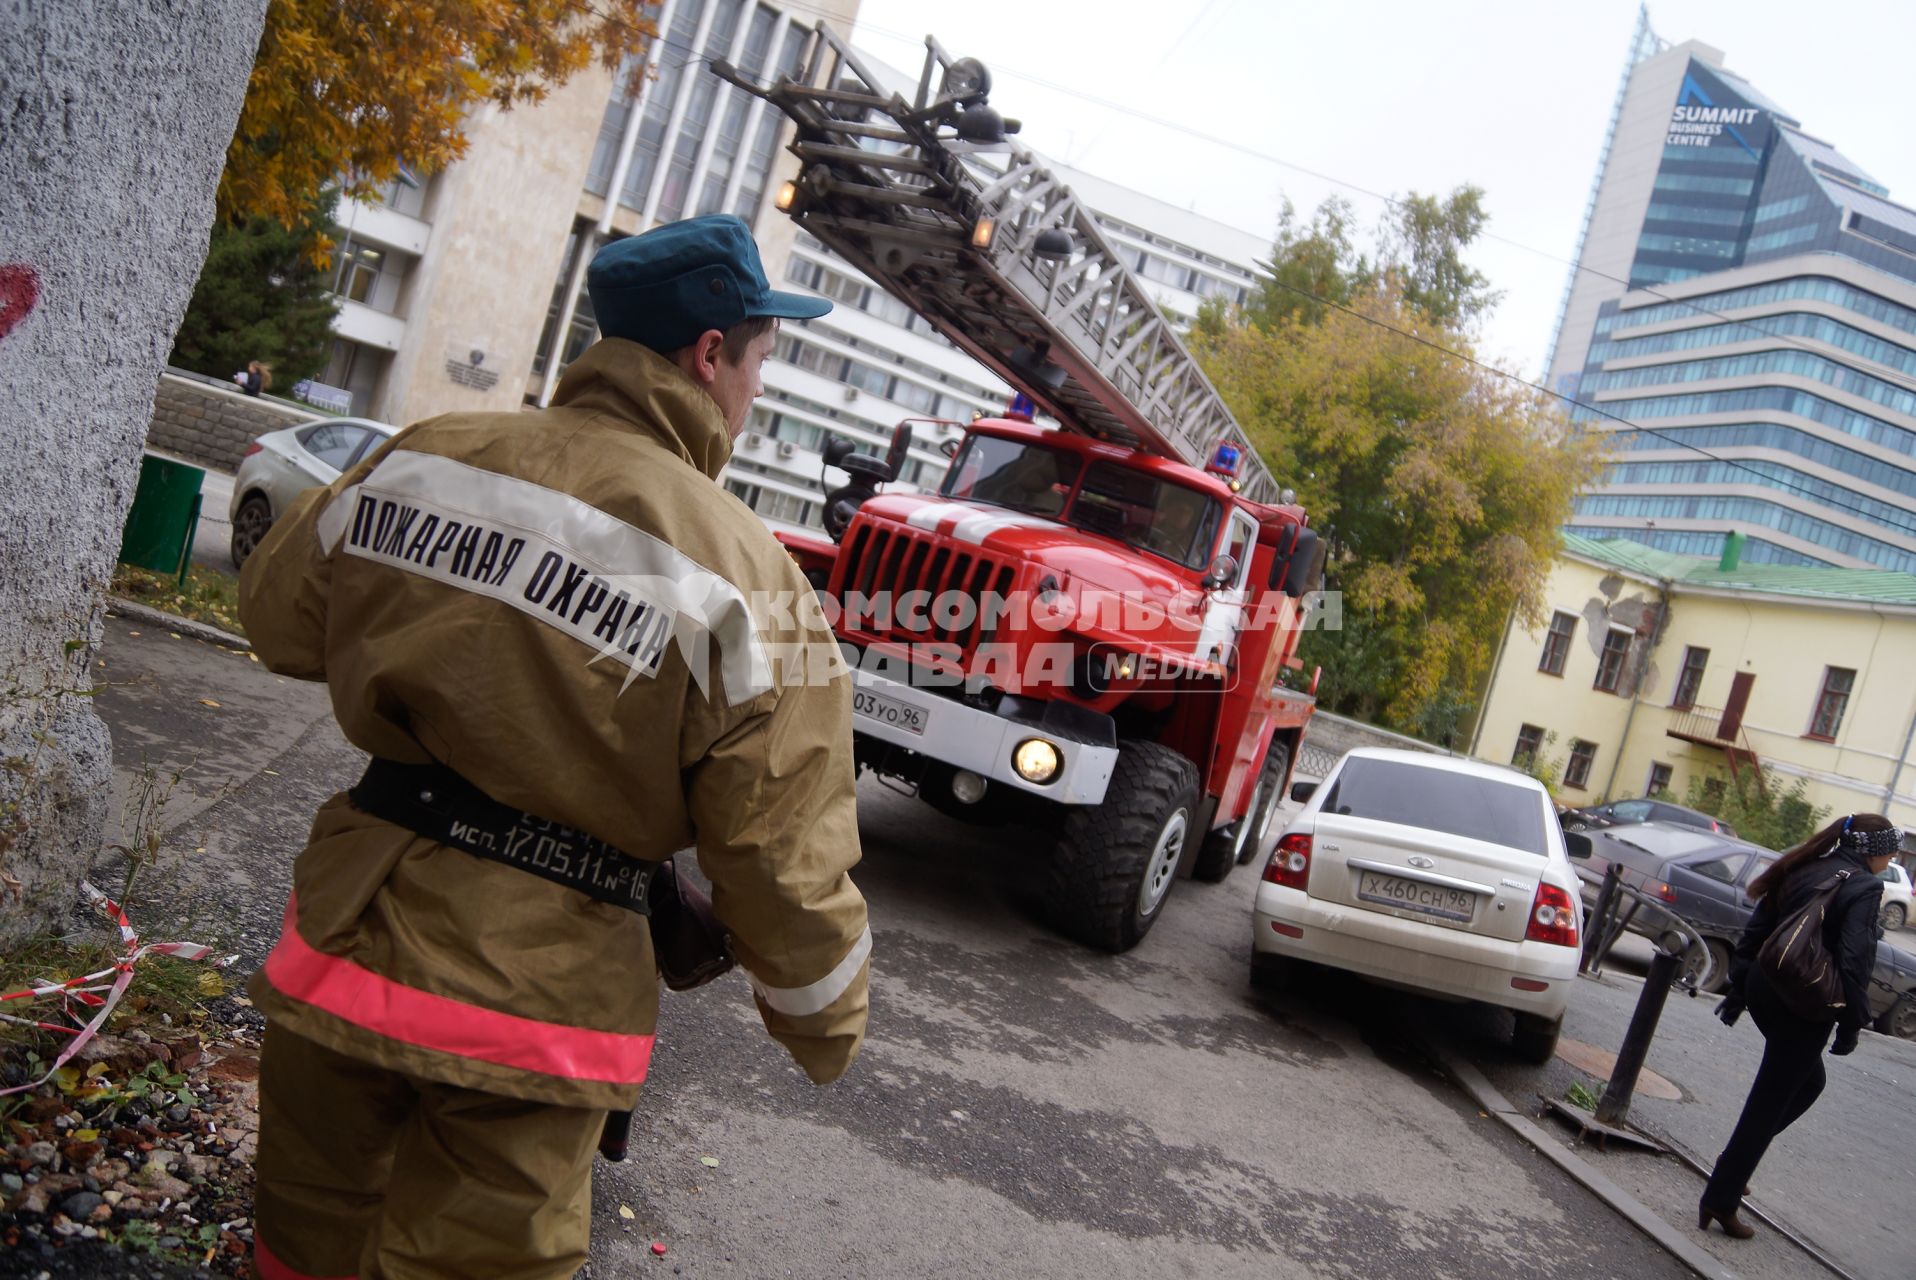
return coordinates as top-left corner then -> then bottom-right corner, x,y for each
330,238 -> 409,313
1539,611 -> 1576,675
1808,667 -> 1855,740
1646,762 -> 1673,797
1594,628 -> 1631,693
1564,740 -> 1597,790
1512,724 -> 1545,769
1672,646 -> 1708,709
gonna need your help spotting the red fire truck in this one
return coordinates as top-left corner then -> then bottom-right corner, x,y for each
719,32 -> 1324,951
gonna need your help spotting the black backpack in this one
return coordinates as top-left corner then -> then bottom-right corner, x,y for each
1756,869 -> 1851,1021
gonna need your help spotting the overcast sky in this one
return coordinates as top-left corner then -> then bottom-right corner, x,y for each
844,0 -> 1916,379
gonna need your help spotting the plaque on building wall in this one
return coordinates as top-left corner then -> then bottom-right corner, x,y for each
445,343 -> 501,392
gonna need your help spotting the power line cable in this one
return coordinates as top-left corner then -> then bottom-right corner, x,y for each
733,2 -> 1916,399
1251,277 -> 1916,545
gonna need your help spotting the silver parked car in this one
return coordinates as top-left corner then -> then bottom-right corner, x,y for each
229,417 -> 397,567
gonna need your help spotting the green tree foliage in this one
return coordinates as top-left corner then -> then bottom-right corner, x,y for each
169,195 -> 341,391
1192,190 -> 1602,735
1680,769 -> 1828,852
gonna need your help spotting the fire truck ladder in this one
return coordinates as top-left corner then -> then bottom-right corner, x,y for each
712,27 -> 1277,503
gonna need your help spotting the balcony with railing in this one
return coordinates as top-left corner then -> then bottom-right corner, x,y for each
1666,704 -> 1765,792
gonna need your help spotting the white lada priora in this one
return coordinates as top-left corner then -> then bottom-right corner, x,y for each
1252,748 -> 1591,1063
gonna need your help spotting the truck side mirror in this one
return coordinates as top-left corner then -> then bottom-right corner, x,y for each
1289,781 -> 1317,803
1565,832 -> 1593,860
1280,528 -> 1323,598
822,436 -> 856,470
939,438 -> 960,459
884,420 -> 914,482
1200,553 -> 1238,591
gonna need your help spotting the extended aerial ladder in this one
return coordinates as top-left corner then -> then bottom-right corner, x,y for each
713,26 -> 1278,503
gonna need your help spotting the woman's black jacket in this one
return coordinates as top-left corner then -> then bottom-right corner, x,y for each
1727,848 -> 1883,1031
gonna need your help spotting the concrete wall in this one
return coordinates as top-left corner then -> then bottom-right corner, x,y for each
1473,554 -> 1916,828
148,373 -> 314,471
0,0 -> 269,941
378,67 -> 618,426
1296,711 -> 1452,778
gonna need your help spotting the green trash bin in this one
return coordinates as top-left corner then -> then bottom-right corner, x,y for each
119,455 -> 205,587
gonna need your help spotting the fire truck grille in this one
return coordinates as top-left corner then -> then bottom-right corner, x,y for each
836,522 -> 1018,663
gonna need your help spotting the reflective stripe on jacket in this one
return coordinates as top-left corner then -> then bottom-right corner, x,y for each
239,339 -> 870,1110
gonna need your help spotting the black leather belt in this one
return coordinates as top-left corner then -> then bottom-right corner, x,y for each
351,759 -> 655,914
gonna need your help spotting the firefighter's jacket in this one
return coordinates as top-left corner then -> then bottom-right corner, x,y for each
238,339 -> 870,1111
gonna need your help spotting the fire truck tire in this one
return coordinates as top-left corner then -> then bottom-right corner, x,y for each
1045,741 -> 1200,953
1193,741 -> 1288,883
1237,742 -> 1291,866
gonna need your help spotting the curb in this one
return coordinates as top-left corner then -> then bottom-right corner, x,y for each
1431,1047 -> 1737,1280
105,596 -> 252,652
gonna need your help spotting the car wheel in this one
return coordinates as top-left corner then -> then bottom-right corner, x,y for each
1882,902 -> 1907,932
1669,934 -> 1729,994
230,494 -> 273,568
1876,995 -> 1916,1040
1045,741 -> 1200,953
1511,1011 -> 1562,1065
1250,950 -> 1293,993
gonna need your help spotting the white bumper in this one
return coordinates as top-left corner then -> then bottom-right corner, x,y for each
846,665 -> 1118,805
1252,882 -> 1577,1020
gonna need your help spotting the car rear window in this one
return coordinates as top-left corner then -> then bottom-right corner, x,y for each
1318,759 -> 1548,856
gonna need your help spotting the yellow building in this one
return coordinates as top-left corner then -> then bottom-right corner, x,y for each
1469,534 -> 1916,832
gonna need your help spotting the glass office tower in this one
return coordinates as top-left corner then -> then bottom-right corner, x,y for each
1547,17 -> 1916,571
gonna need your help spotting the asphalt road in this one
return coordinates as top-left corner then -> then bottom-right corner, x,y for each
91,616 -> 1700,1280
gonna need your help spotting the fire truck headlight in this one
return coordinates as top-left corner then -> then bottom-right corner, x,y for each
1013,738 -> 1062,784
775,180 -> 797,211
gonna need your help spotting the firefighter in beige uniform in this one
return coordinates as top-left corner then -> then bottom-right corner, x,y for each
238,216 -> 869,1279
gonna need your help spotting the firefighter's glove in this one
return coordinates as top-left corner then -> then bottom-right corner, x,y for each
1713,995 -> 1744,1028
1829,1024 -> 1859,1057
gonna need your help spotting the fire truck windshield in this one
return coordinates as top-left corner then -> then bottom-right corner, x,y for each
1072,461 -> 1222,570
942,436 -> 1222,570
943,435 -> 1082,517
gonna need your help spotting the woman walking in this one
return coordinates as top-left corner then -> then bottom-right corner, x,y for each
1699,813 -> 1896,1238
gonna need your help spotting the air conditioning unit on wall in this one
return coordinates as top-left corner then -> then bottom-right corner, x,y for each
744,432 -> 763,448
777,440 -> 797,458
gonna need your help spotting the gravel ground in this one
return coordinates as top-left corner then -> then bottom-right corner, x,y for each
2,1015 -> 264,1279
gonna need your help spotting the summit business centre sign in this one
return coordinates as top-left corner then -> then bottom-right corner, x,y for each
1667,103 -> 1763,147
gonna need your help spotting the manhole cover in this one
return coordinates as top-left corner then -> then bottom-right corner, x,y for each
1555,1037 -> 1682,1101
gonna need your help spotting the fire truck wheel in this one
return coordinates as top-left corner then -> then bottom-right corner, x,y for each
1045,741 -> 1200,953
1237,742 -> 1291,866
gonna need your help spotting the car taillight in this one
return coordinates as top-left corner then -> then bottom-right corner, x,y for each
1263,833 -> 1311,889
243,441 -> 262,458
1526,883 -> 1580,947
1646,878 -> 1678,904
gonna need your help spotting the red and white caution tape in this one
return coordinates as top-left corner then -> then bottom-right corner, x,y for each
0,882 -> 237,1097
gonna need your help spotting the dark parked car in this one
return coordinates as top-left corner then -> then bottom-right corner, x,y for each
1576,821 -> 1773,993
1578,821 -> 1916,1038
1561,797 -> 1737,838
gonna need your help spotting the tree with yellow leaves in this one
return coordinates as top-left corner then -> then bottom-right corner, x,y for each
220,0 -> 656,228
1193,191 -> 1601,742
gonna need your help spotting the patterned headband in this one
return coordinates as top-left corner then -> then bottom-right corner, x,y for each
1840,824 -> 1903,858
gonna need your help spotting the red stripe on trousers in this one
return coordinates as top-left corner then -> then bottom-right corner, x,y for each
262,896 -> 653,1084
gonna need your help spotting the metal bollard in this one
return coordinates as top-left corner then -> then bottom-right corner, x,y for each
1594,943 -> 1682,1129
